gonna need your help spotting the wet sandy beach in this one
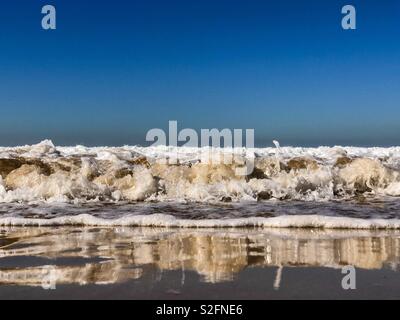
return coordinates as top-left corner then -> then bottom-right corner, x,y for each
1,226 -> 400,299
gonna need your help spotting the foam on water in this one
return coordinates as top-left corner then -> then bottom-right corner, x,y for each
1,213 -> 400,229
2,140 -> 400,203
1,140 -> 400,228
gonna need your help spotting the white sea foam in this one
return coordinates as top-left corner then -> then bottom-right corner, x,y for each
1,213 -> 400,229
1,140 -> 400,229
1,140 -> 400,204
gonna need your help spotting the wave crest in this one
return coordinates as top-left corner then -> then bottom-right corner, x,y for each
1,140 -> 400,203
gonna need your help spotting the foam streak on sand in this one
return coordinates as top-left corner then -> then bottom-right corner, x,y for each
1,214 -> 400,229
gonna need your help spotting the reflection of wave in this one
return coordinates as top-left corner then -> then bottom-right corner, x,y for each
1,227 -> 400,286
0,263 -> 143,287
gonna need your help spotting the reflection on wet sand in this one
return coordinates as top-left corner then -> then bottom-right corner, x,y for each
1,227 -> 400,287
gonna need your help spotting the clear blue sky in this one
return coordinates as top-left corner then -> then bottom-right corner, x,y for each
0,0 -> 399,147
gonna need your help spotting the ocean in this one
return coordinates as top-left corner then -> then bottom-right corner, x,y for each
1,140 -> 400,229
3,140 -> 400,297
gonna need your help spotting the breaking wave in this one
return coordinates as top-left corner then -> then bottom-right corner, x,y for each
1,140 -> 400,229
2,139 -> 400,203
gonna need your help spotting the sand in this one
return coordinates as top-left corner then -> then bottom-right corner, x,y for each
1,226 -> 400,299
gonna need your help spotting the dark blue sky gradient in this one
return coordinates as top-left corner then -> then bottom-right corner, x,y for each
0,0 -> 399,146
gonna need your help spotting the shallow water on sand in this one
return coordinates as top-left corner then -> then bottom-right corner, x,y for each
2,226 -> 400,299
2,200 -> 400,229
2,198 -> 400,220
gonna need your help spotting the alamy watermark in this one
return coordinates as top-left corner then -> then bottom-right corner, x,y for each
146,121 -> 255,176
39,4 -> 356,31
41,5 -> 56,30
41,266 -> 57,290
341,265 -> 356,290
342,5 -> 356,30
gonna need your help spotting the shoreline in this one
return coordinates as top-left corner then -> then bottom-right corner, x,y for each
2,213 -> 400,229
